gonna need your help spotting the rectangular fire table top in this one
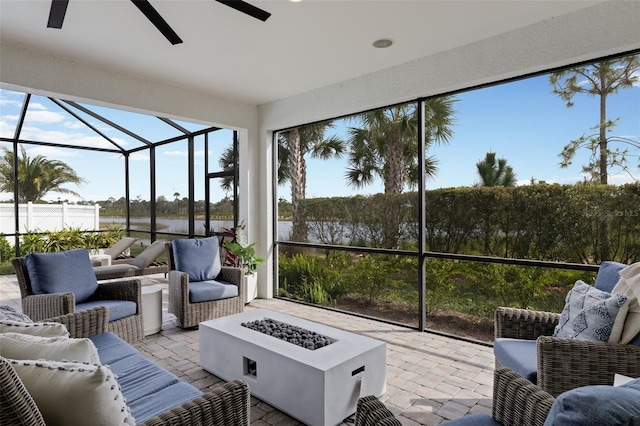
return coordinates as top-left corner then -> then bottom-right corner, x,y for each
200,308 -> 387,426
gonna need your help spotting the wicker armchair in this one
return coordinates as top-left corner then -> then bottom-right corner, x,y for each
355,367 -> 555,426
495,306 -> 640,397
11,256 -> 143,343
167,239 -> 244,328
0,308 -> 251,426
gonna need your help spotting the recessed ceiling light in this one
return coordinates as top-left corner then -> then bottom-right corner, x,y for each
289,0 -> 303,2
373,38 -> 393,48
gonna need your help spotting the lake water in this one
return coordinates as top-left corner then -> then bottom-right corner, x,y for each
101,217 -> 293,240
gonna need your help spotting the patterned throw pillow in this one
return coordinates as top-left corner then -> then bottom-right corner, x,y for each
0,305 -> 33,323
554,281 -> 629,343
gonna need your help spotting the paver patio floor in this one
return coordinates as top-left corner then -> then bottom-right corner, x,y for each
0,273 -> 494,425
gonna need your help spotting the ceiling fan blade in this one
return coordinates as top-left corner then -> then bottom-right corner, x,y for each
131,0 -> 183,45
47,0 -> 69,29
215,0 -> 271,22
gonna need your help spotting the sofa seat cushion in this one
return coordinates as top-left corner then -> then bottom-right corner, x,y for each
76,299 -> 137,322
89,332 -> 203,423
89,332 -> 139,364
189,280 -> 238,303
129,382 -> 202,423
493,338 -> 538,383
25,249 -> 98,303
107,352 -> 181,402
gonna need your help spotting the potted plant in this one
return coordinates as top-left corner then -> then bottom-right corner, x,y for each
222,222 -> 264,303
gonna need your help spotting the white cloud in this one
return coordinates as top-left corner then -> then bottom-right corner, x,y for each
25,110 -> 66,124
0,98 -> 23,107
0,120 -> 17,139
163,149 -> 204,157
25,145 -> 79,159
130,152 -> 149,161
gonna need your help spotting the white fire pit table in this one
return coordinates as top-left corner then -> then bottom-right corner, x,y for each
199,309 -> 386,426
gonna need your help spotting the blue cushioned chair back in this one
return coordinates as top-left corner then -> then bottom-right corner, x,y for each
171,237 -> 221,282
594,261 -> 627,293
25,249 -> 98,303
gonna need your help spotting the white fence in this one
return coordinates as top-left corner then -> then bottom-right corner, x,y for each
0,202 -> 100,235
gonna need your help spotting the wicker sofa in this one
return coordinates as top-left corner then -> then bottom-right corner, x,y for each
0,307 -> 250,426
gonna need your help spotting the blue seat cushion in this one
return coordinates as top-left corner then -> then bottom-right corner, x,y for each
493,338 -> 538,383
544,378 -> 640,425
189,279 -> 238,303
76,299 -> 137,322
444,413 -> 502,425
89,332 -> 202,423
128,382 -> 202,423
594,261 -> 627,293
25,248 -> 98,303
89,332 -> 140,364
172,237 -> 221,282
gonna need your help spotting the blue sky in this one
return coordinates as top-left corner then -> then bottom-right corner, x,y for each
300,72 -> 639,199
1,65 -> 639,204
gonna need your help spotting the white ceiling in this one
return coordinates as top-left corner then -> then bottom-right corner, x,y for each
0,0 -> 605,106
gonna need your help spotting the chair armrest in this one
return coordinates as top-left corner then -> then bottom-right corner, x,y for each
22,293 -> 75,322
536,335 -> 640,397
94,279 -> 142,305
494,307 -> 560,340
492,367 -> 554,426
45,307 -> 110,338
355,395 -> 402,426
138,380 -> 250,426
219,266 -> 244,301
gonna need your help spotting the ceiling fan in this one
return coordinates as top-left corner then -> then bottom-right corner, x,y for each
46,0 -> 271,45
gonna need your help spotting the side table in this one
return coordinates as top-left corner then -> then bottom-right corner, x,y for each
141,285 -> 163,336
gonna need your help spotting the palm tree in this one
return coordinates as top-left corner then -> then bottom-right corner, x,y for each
550,55 -> 639,184
278,123 -> 345,242
476,152 -> 517,187
345,98 -> 456,248
218,147 -> 235,195
0,146 -> 85,202
345,97 -> 457,194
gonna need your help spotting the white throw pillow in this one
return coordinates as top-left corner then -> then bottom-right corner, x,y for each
0,332 -> 100,364
0,320 -> 69,338
612,262 -> 640,344
8,359 -> 135,426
